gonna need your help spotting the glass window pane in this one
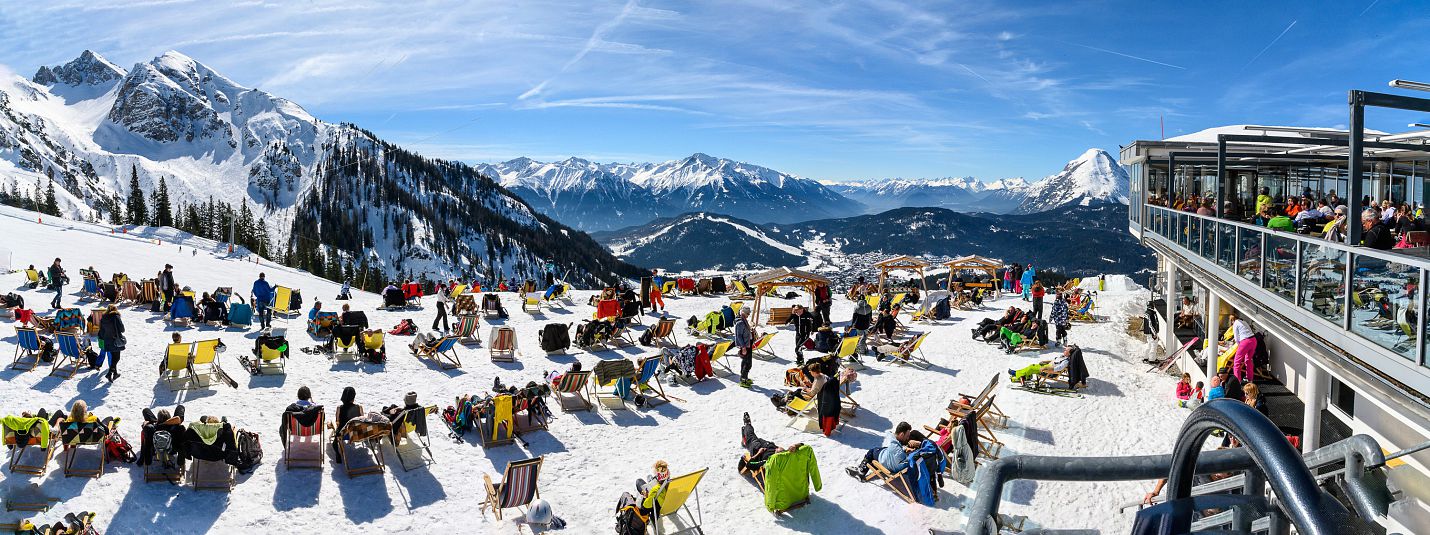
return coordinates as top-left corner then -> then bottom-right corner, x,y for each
1299,243 -> 1346,324
1348,254 -> 1416,360
1201,218 -> 1216,261
1189,217 -> 1201,254
1218,223 -> 1236,269
1263,233 -> 1296,301
1238,227 -> 1263,285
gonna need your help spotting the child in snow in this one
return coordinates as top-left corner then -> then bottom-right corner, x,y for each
1205,374 -> 1225,401
1192,381 -> 1205,405
1175,373 -> 1193,407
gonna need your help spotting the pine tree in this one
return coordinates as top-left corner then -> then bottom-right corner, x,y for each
42,179 -> 59,216
154,176 -> 173,227
126,166 -> 147,226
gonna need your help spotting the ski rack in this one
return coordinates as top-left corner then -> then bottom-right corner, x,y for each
961,399 -> 1391,534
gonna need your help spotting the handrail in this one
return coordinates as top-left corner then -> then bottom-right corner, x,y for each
1166,399 -> 1353,534
1146,204 -> 1430,268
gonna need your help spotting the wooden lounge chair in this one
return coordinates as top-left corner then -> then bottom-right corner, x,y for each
948,375 -> 1008,429
12,326 -> 41,371
160,342 -> 192,390
479,394 -> 520,448
283,411 -> 325,470
332,416 -> 388,478
51,332 -> 90,379
551,370 -> 593,412
863,460 -> 915,504
61,418 -> 114,478
634,356 -> 670,405
391,405 -> 438,471
521,294 -> 543,315
489,326 -> 518,362
174,339 -> 229,390
481,456 -> 543,520
255,336 -> 288,375
751,332 -> 778,360
4,417 -> 57,476
454,314 -> 481,345
766,307 -> 792,327
189,421 -> 235,491
480,294 -> 502,317
650,317 -> 678,347
649,468 -> 708,535
415,336 -> 461,369
784,394 -> 821,433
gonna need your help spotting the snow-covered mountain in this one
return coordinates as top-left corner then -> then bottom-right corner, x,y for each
0,50 -> 641,286
827,149 -> 1127,215
1014,148 -> 1129,214
479,153 -> 855,231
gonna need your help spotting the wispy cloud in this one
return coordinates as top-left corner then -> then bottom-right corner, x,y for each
1241,20 -> 1297,71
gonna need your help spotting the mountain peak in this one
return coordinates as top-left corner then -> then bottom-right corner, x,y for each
1014,147 -> 1128,214
33,49 -> 127,87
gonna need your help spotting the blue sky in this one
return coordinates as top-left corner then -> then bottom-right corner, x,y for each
1,0 -> 1426,181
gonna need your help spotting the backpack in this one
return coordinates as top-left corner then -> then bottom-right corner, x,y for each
228,429 -> 262,474
104,428 -> 136,464
153,430 -> 179,469
1253,332 -> 1270,369
389,319 -> 417,336
2,292 -> 22,308
933,297 -> 951,320
639,329 -> 655,347
615,492 -> 648,535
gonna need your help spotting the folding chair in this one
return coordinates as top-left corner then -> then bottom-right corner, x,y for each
160,342 -> 193,390
283,411 -> 325,470
184,339 -> 226,390
454,314 -> 481,345
330,325 -> 361,360
189,421 -> 235,491
271,286 -> 297,317
751,332 -> 777,360
521,294 -> 543,315
489,326 -> 518,362
479,394 -> 517,448
551,370 -> 593,412
391,405 -> 438,471
885,332 -> 931,369
863,460 -> 915,504
51,332 -> 89,379
12,326 -> 41,371
634,356 -> 670,406
651,317 -> 678,347
481,294 -> 503,317
707,340 -> 735,376
333,418 -> 388,478
649,468 -> 708,535
415,336 -> 461,369
61,419 -> 112,478
481,457 -> 543,520
120,280 -> 141,305
784,395 -> 820,433
255,334 -> 288,374
4,417 -> 57,476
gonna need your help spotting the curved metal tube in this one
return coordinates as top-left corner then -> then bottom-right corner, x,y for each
1300,434 -> 1388,521
1166,399 -> 1334,534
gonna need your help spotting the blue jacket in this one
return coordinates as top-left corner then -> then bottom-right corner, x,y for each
910,440 -> 946,505
252,279 -> 274,304
1021,268 -> 1035,287
876,432 -> 908,472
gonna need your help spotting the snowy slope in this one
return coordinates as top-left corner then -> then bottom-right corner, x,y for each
1014,148 -> 1129,214
0,50 -> 640,286
474,157 -> 668,232
0,207 -> 1189,534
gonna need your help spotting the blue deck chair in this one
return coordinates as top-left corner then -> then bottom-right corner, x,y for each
227,295 -> 253,328
12,327 -> 41,371
82,277 -> 99,297
633,356 -> 670,406
52,332 -> 89,378
169,296 -> 196,324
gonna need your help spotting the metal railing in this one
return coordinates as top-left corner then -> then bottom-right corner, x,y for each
1140,204 -> 1430,394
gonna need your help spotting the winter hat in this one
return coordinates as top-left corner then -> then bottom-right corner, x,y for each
404,391 -> 418,407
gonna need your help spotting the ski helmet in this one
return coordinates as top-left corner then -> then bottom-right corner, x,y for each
525,499 -> 552,525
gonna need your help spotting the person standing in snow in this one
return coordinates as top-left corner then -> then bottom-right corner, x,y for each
159,264 -> 176,309
1030,281 -> 1045,321
1050,293 -> 1071,346
47,258 -> 67,309
432,288 -> 450,332
813,283 -> 832,327
97,305 -> 125,382
734,308 -> 755,388
1020,265 -> 1036,301
252,273 -> 274,330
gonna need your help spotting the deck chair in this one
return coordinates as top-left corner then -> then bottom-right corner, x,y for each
361,331 -> 385,362
81,273 -> 100,301
120,280 -> 141,304
649,468 -> 708,535
751,332 -> 777,360
481,457 -> 543,521
391,405 -> 437,471
863,460 -> 915,504
489,326 -> 518,362
160,342 -> 192,389
24,268 -> 46,288
454,314 -> 481,345
271,286 -> 297,317
415,336 -> 461,369
479,395 -> 517,447
890,292 -> 907,309
333,416 -> 388,478
448,284 -> 468,300
481,294 -> 503,317
594,298 -> 620,321
651,317 -> 678,347
885,332 -> 931,369
634,356 -> 670,406
189,422 -> 235,491
949,375 -> 1009,429
784,394 -> 821,433
140,279 -> 160,304
308,311 -> 338,336
12,326 -> 41,371
707,340 -> 735,376
1070,298 -> 1097,322
766,307 -> 792,327
186,340 -> 225,390
521,294 -> 543,314
51,332 -> 89,379
865,295 -> 880,310
61,419 -> 113,478
331,325 -> 361,360
551,370 -> 593,412
256,334 -> 289,374
4,417 -> 57,476
283,411 -> 325,469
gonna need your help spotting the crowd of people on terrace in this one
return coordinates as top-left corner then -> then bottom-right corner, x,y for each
1146,187 -> 1427,251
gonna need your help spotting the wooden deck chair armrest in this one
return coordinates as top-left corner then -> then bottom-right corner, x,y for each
948,401 -> 973,410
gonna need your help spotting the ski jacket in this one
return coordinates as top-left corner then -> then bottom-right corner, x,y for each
763,444 -> 821,512
252,279 -> 274,305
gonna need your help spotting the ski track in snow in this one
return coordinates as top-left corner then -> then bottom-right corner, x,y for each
0,212 -> 1190,534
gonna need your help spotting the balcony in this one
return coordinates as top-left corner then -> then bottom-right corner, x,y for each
1141,205 -> 1430,399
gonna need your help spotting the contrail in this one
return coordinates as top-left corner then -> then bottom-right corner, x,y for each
957,63 -> 992,84
1070,43 -> 1185,70
1242,20 -> 1297,71
1359,0 -> 1380,16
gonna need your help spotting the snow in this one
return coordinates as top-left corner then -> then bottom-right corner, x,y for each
0,208 -> 1191,534
1162,124 -> 1389,144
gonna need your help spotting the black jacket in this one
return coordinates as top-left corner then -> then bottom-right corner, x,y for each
816,374 -> 841,419
790,310 -> 816,339
160,270 -> 176,291
278,403 -> 324,442
98,312 -> 124,349
1364,221 -> 1395,250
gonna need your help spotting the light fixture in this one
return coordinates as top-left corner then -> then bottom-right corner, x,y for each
1390,79 -> 1430,92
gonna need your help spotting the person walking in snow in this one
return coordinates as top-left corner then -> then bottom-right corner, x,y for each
252,273 -> 274,330
1020,264 -> 1036,301
432,288 -> 450,332
97,305 -> 125,382
47,258 -> 67,309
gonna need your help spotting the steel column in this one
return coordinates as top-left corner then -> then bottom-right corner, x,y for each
1348,90 -> 1366,246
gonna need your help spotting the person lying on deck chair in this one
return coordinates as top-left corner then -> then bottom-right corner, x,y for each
408,332 -> 445,354
846,422 -> 921,480
737,412 -> 804,474
544,361 -> 583,386
1008,344 -> 1076,384
198,292 -> 226,324
635,460 -> 673,517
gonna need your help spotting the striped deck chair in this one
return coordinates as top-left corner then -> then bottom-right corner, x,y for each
12,326 -> 41,371
51,332 -> 89,379
751,332 -> 777,360
391,405 -> 438,471
481,457 -> 543,520
551,370 -> 593,412
4,416 -> 57,476
283,410 -> 325,469
651,317 -> 678,347
649,468 -> 708,535
454,314 -> 481,345
489,326 -> 518,362
416,336 -> 461,369
119,280 -> 141,305
634,356 -> 670,406
140,279 -> 160,305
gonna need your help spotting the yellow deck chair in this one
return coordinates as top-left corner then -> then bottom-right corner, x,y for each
272,286 -> 295,317
890,292 -> 906,309
865,295 -> 880,310
650,468 -> 708,535
521,294 -> 543,314
188,339 -> 222,388
481,395 -> 515,447
730,302 -> 743,316
707,340 -> 734,376
161,342 -> 192,390
751,332 -> 777,360
363,331 -> 385,353
258,339 -> 287,374
784,395 -> 820,432
887,332 -> 930,369
449,284 -> 468,300
833,335 -> 860,359
25,268 -> 42,286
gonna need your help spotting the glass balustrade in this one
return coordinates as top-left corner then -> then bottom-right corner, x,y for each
1299,243 -> 1346,324
1189,217 -> 1201,255
1217,223 -> 1236,269
1238,226 -> 1263,285
1348,254 -> 1418,360
1263,233 -> 1296,302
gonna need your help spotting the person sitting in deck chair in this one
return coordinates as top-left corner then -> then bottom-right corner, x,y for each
381,391 -> 426,443
278,386 -> 324,443
197,292 -> 225,324
636,460 -> 673,517
307,301 -> 328,335
340,304 -> 368,329
869,308 -> 897,346
737,412 -> 804,474
407,332 -> 447,355
331,386 -> 362,462
845,422 -> 914,480
811,326 -> 839,353
545,361 -> 583,386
